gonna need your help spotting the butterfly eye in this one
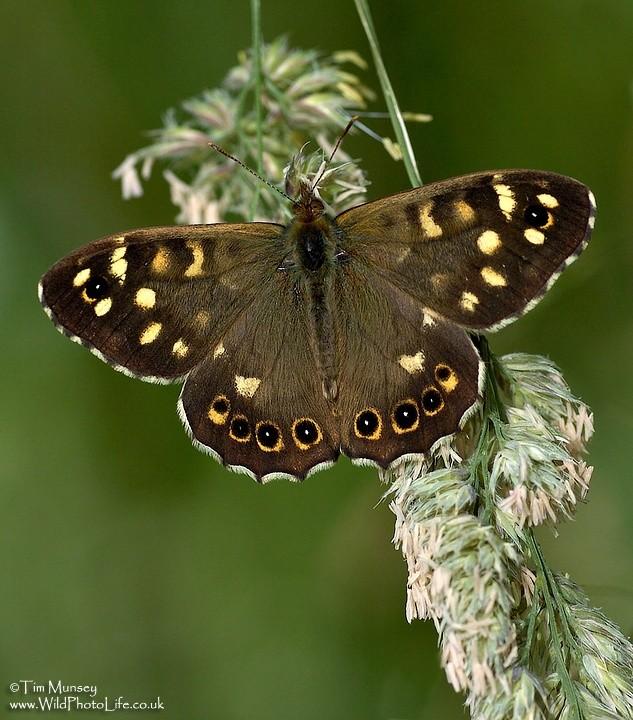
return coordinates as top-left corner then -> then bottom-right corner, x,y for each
524,204 -> 550,228
392,401 -> 419,434
229,416 -> 251,442
292,419 -> 322,449
83,275 -> 110,301
354,409 -> 382,440
256,422 -> 283,452
421,387 -> 445,416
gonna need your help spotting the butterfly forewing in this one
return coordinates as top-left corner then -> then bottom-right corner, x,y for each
39,224 -> 283,382
336,170 -> 595,331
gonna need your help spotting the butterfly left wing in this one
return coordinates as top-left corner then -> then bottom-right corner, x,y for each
178,268 -> 340,482
39,224 -> 284,382
336,170 -> 595,331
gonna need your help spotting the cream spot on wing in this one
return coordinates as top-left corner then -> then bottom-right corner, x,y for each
113,235 -> 126,245
110,247 -> 128,282
135,288 -> 156,309
588,215 -> 595,229
140,322 -> 162,345
194,310 -> 210,327
422,307 -> 438,327
477,230 -> 501,255
461,291 -> 479,312
185,240 -> 204,277
537,193 -> 559,208
172,339 -> 189,358
395,246 -> 411,263
455,199 -> 476,223
419,202 -> 443,238
399,351 -> 425,374
73,268 -> 91,287
524,228 -> 545,245
494,184 -> 516,221
235,375 -> 261,398
213,342 -> 225,359
94,298 -> 112,316
481,266 -> 507,287
151,247 -> 171,274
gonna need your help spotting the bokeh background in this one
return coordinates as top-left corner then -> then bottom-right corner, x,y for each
1,1 -> 632,718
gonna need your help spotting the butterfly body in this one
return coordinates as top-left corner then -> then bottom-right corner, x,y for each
39,170 -> 596,482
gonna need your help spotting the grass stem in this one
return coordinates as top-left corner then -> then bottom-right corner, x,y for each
354,0 -> 423,188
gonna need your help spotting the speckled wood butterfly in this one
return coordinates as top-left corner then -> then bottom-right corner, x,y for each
39,170 -> 595,482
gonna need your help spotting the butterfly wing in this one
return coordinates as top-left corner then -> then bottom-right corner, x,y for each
333,261 -> 482,468
39,224 -> 284,382
336,170 -> 595,331
178,269 -> 340,482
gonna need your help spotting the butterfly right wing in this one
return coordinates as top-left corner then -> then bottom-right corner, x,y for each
332,260 -> 482,469
336,170 -> 595,331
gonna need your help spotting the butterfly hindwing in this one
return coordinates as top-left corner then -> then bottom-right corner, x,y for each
333,265 -> 481,467
39,224 -> 284,381
336,170 -> 595,331
178,268 -> 340,482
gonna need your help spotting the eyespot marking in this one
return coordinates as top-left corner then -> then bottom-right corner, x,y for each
94,298 -> 112,316
354,408 -> 382,440
256,422 -> 284,452
524,204 -> 549,228
435,364 -> 458,393
399,351 -> 425,374
151,247 -> 171,274
494,184 -> 516,221
537,193 -> 558,209
524,228 -> 545,245
229,415 -> 251,442
235,375 -> 261,398
135,288 -> 156,309
73,268 -> 91,287
460,291 -> 479,312
172,339 -> 189,358
481,267 -> 507,287
421,387 -> 444,416
140,322 -> 162,345
81,275 -> 110,303
292,418 -> 323,450
208,395 -> 230,425
391,400 -> 419,434
477,230 -> 501,255
185,240 -> 204,277
419,202 -> 443,238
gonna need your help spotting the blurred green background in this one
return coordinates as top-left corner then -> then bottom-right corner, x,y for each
1,1 -> 632,717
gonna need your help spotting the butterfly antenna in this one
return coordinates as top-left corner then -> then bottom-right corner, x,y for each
311,115 -> 359,192
208,141 -> 294,203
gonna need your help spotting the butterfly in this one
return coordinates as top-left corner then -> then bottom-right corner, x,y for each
39,169 -> 596,482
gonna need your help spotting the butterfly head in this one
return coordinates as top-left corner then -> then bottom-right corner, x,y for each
292,182 -> 326,223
